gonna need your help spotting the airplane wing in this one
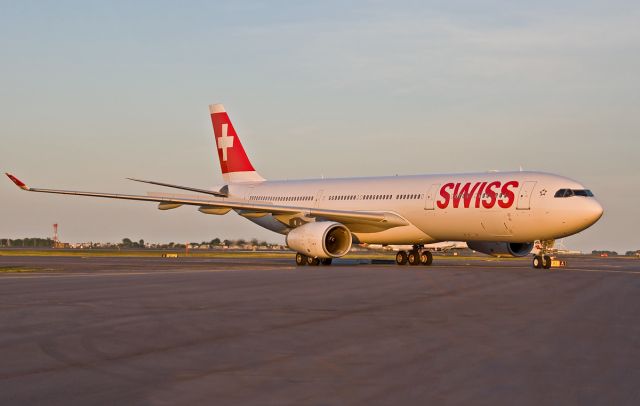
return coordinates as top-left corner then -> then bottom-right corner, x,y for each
126,177 -> 228,197
5,173 -> 408,231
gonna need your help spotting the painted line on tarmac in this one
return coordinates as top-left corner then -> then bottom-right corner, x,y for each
0,267 -> 294,279
560,268 -> 640,275
428,265 -> 640,275
2,265 -> 636,279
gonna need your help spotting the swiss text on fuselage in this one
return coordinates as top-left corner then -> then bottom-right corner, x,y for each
436,181 -> 519,209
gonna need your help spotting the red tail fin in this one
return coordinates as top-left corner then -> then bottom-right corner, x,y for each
209,104 -> 264,183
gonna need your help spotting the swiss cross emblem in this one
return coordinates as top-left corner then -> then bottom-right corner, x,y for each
217,123 -> 234,161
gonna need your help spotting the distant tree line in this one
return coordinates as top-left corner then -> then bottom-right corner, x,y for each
1,237 -> 277,249
592,250 -> 619,256
120,238 -> 146,248
0,238 -> 54,247
118,237 -> 273,249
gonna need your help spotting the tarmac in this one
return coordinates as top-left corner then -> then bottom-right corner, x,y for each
1,255 -> 640,406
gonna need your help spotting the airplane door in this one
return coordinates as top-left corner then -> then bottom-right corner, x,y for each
516,181 -> 537,210
244,185 -> 254,201
424,184 -> 440,210
314,189 -> 324,208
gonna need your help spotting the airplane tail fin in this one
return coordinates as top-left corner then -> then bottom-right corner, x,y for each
209,104 -> 265,183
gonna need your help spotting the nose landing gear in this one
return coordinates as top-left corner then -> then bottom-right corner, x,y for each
532,240 -> 557,269
532,254 -> 551,269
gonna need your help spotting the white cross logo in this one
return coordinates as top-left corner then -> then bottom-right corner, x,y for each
217,123 -> 234,161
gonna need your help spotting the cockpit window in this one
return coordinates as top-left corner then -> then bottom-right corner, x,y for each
573,189 -> 594,197
554,189 -> 571,197
554,189 -> 594,198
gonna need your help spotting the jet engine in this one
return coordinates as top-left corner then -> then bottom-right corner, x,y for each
286,221 -> 352,259
467,241 -> 534,258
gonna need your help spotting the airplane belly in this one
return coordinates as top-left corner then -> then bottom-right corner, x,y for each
244,214 -> 290,235
480,211 -> 513,237
413,210 -> 486,241
352,224 -> 436,245
413,208 -> 564,243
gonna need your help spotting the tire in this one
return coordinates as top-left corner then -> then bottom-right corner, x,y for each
396,251 -> 408,265
408,251 -> 421,266
420,251 -> 433,266
543,255 -> 552,269
295,253 -> 307,266
307,256 -> 320,266
532,255 -> 542,269
320,258 -> 332,266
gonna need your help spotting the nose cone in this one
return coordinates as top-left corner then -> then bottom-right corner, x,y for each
581,199 -> 604,228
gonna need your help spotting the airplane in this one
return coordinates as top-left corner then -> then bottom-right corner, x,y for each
5,103 -> 603,269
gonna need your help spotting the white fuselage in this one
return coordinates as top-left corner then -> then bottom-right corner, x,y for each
226,171 -> 603,245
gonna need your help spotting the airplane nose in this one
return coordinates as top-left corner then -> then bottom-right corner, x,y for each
582,199 -> 604,226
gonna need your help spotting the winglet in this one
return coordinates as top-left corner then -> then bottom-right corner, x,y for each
5,173 -> 30,190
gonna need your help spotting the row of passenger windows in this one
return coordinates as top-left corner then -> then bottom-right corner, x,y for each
248,193 -> 426,202
249,195 -> 313,202
554,189 -> 594,198
327,194 -> 425,201
329,194 -> 396,201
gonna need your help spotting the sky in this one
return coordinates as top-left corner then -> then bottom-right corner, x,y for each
1,0 -> 639,253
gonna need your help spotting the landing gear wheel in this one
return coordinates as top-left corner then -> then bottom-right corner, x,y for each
396,251 -> 408,265
307,256 -> 320,266
532,255 -> 542,269
296,253 -> 307,266
543,255 -> 552,269
420,251 -> 433,266
408,250 -> 421,266
320,258 -> 332,266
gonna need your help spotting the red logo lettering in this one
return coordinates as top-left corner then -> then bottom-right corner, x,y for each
437,183 -> 455,209
498,181 -> 519,208
437,180 -> 519,209
482,181 -> 500,209
474,182 -> 488,208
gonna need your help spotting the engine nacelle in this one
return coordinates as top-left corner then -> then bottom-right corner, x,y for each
286,221 -> 352,259
467,241 -> 534,258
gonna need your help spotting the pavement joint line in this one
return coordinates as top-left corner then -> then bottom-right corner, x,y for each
561,268 -> 640,274
1,265 -> 638,280
0,268 -> 288,279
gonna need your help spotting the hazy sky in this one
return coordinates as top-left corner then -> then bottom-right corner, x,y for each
1,1 -> 639,253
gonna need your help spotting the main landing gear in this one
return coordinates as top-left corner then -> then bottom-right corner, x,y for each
396,245 -> 433,266
295,253 -> 332,266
